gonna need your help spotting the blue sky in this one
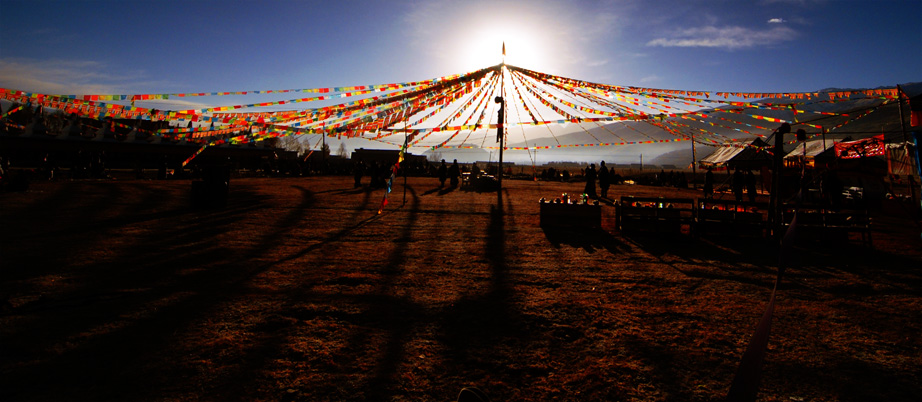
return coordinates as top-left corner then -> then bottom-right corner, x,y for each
2,0 -> 919,98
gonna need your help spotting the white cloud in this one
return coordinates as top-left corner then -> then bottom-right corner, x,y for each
0,58 -> 180,96
646,25 -> 797,49
768,18 -> 786,23
0,59 -> 125,95
0,58 -> 214,110
586,59 -> 610,68
640,75 -> 661,84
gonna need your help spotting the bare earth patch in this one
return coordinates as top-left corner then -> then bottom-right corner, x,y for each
2,176 -> 920,401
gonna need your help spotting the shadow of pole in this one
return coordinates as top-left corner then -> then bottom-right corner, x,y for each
356,186 -> 425,400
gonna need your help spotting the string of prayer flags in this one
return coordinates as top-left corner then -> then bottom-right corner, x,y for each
0,62 -> 904,156
377,140 -> 407,214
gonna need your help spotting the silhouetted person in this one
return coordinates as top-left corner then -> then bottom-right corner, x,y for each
732,168 -> 745,202
704,167 -> 714,198
353,160 -> 365,188
449,159 -> 460,187
584,164 -> 597,198
746,169 -> 757,202
375,162 -> 389,188
438,159 -> 447,188
598,161 -> 610,198
369,162 -> 381,188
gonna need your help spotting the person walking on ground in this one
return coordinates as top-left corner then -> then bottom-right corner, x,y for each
438,159 -> 447,188
732,168 -> 745,203
449,159 -> 460,188
584,163 -> 598,198
746,169 -> 757,202
353,160 -> 365,188
598,161 -> 610,199
704,167 -> 714,199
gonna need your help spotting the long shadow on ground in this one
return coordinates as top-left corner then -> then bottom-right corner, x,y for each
0,182 -> 317,401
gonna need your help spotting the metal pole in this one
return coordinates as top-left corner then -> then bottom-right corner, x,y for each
897,85 -> 916,181
898,85 -> 910,145
821,127 -> 827,166
691,131 -> 698,189
402,102 -> 410,205
770,123 -> 791,240
496,65 -> 506,203
403,130 -> 408,206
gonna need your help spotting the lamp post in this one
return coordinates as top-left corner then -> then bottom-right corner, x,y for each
495,94 -> 505,201
691,130 -> 697,189
769,123 -> 791,240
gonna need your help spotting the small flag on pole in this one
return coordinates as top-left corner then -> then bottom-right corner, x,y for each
502,42 -> 505,56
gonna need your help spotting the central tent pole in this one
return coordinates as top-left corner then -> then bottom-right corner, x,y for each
496,44 -> 506,205
496,70 -> 505,204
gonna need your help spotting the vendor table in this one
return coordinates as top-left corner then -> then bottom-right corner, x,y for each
539,200 -> 602,229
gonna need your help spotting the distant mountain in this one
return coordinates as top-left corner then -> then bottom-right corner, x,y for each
817,82 -> 922,96
649,148 -> 694,168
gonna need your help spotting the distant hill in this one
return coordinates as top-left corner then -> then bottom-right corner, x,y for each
818,82 -> 922,96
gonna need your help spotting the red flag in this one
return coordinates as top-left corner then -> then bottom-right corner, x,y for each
910,95 -> 921,127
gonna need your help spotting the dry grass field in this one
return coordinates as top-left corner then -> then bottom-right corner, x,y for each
1,176 -> 920,401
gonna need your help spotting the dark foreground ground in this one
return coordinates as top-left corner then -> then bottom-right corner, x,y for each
1,176 -> 920,402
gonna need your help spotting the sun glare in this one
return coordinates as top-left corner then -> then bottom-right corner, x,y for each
459,23 -> 550,71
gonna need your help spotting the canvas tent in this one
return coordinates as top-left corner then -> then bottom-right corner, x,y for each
699,138 -> 772,170
783,139 -> 837,168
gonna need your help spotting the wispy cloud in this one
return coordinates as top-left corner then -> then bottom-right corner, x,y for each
586,59 -> 610,68
768,18 -> 786,23
0,59 -> 120,94
0,58 -> 173,96
646,25 -> 797,50
0,58 -> 216,110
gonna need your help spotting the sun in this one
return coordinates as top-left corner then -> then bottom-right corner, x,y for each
457,22 -> 550,71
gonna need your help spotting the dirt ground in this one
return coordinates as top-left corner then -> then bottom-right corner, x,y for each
1,176 -> 920,401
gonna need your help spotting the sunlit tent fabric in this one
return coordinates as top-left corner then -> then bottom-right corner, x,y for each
783,139 -> 837,166
699,138 -> 772,170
